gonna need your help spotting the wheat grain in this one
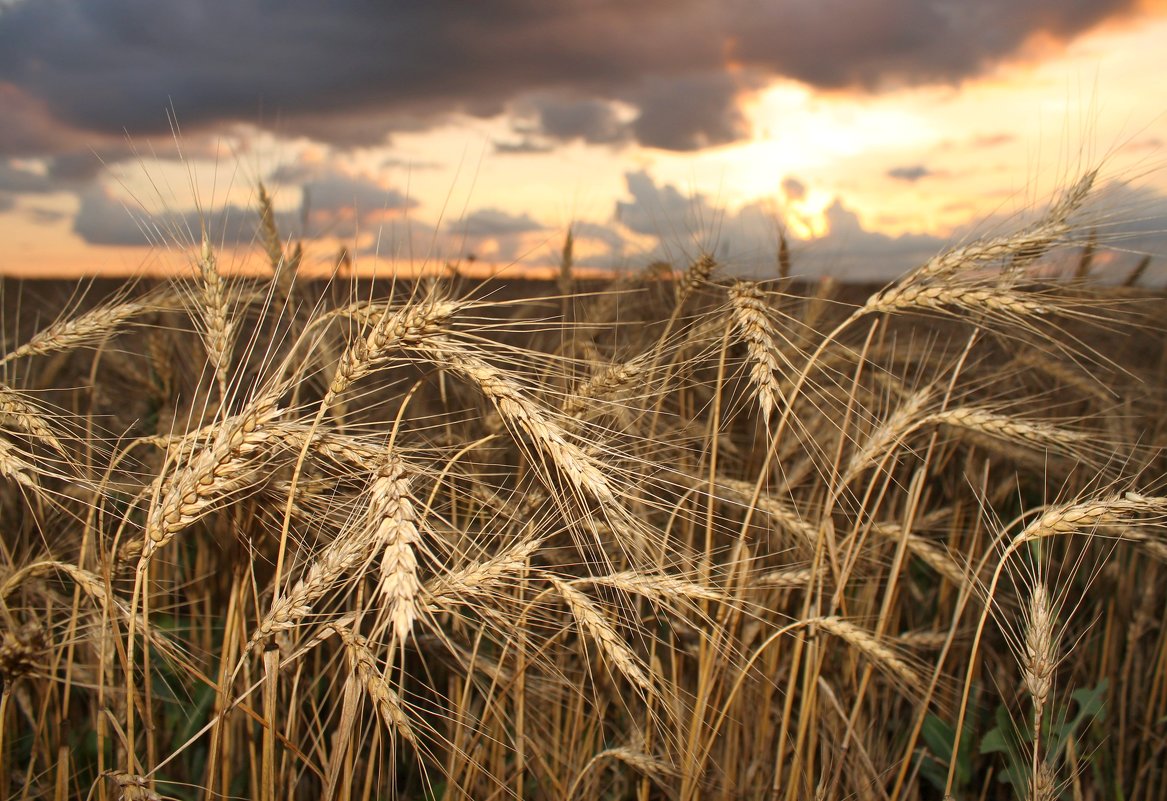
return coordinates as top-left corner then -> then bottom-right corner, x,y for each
1022,583 -> 1056,713
196,234 -> 236,396
0,386 -> 66,455
0,296 -> 156,366
926,407 -> 1089,454
327,296 -> 463,403
675,254 -> 716,306
1017,492 -> 1167,543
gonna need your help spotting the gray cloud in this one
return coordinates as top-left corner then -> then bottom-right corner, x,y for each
630,72 -> 757,151
442,208 -> 548,263
0,192 -> 15,214
0,0 -> 1140,161
73,183 -> 298,247
887,165 -> 933,182
453,209 -> 545,239
612,170 -> 949,279
615,170 -> 708,238
493,138 -> 556,155
515,95 -> 630,146
572,221 -> 627,257
0,160 -> 53,193
268,162 -> 417,238
25,206 -> 68,225
782,177 -> 807,202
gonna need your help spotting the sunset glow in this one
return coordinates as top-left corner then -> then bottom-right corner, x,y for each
2,2 -> 1166,280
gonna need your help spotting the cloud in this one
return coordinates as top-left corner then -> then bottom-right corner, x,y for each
439,208 -> 547,263
782,177 -> 807,203
73,183 -> 298,247
630,72 -> 757,151
887,165 -> 933,182
453,209 -> 545,239
0,192 -> 14,214
269,161 -> 417,237
725,1 -> 1140,91
24,206 -> 67,225
0,0 -> 1142,160
493,138 -> 556,155
0,160 -> 53,193
611,169 -> 949,279
571,221 -> 628,256
615,170 -> 712,238
514,95 -> 630,147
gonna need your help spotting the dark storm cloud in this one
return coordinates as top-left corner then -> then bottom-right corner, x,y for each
0,0 -> 1141,160
630,72 -> 757,151
887,165 -> 933,182
724,0 -> 1139,91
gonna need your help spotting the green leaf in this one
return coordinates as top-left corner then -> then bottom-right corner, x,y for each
921,714 -> 955,761
979,725 -> 1012,755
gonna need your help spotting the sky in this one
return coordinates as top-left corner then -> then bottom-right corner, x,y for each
2,0 -> 1167,281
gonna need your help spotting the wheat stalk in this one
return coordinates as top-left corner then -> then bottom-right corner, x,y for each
573,571 -> 723,603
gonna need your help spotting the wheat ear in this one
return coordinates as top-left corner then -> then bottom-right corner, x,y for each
729,281 -> 787,419
421,339 -> 616,508
0,386 -> 66,455
331,625 -> 416,745
143,395 -> 281,559
326,296 -> 463,404
371,453 -> 422,643
553,577 -> 652,693
814,616 -> 921,692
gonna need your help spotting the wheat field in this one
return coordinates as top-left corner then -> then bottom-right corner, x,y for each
2,172 -> 1167,800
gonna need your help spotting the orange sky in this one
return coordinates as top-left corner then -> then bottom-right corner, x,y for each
1,2 -> 1166,282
